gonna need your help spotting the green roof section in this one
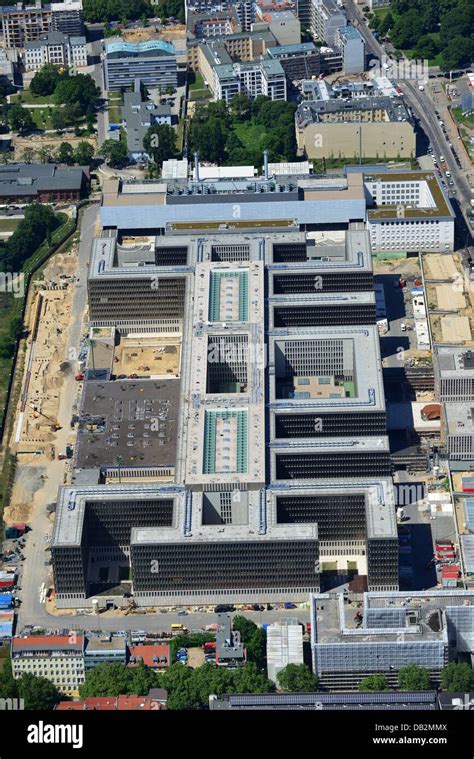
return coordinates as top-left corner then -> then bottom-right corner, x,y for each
366,171 -> 454,220
203,410 -> 248,474
208,270 -> 249,322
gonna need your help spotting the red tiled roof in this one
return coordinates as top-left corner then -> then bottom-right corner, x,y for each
12,634 -> 84,651
56,696 -> 166,711
128,643 -> 170,668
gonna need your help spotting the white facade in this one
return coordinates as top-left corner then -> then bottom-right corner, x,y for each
365,175 -> 455,252
11,636 -> 85,694
24,32 -> 86,72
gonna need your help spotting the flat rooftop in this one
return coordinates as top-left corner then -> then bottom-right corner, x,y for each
437,347 -> 474,376
311,591 -> 474,644
268,325 -> 385,411
52,485 -> 185,547
267,478 -> 397,539
361,171 -> 454,221
75,379 -> 180,469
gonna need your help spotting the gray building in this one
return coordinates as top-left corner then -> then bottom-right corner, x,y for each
216,613 -> 246,665
84,635 -> 127,670
336,24 -> 365,74
310,0 -> 346,45
310,590 -> 474,689
104,39 -> 177,91
209,690 -> 438,709
121,85 -> 172,162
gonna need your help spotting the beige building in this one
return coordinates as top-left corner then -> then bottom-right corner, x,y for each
11,634 -> 85,695
188,30 -> 276,71
296,97 -> 416,160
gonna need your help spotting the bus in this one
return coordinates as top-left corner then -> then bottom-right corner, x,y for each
170,623 -> 187,635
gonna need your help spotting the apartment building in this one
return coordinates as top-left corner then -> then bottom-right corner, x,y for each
335,24 -> 365,73
11,635 -> 85,694
188,30 -> 276,70
310,591 -> 474,690
24,31 -> 87,72
104,39 -> 178,91
310,0 -> 346,44
186,8 -> 241,38
1,0 -> 83,49
296,97 -> 415,161
252,8 -> 301,46
265,42 -> 322,79
198,43 -> 287,102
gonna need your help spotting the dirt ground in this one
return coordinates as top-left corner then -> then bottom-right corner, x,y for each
13,134 -> 95,161
114,335 -> 181,378
188,647 -> 205,668
423,253 -> 462,280
373,258 -> 421,276
5,245 -> 80,526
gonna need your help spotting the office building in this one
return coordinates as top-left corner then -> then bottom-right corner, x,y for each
310,590 -> 474,689
84,635 -> 127,670
209,690 -> 438,709
24,31 -> 87,72
296,97 -> 415,161
1,0 -> 83,49
359,168 -> 456,253
11,634 -> 85,694
51,160 -> 400,608
436,347 -> 474,402
444,404 -> 474,462
266,619 -> 303,683
104,39 -> 178,91
186,8 -> 241,38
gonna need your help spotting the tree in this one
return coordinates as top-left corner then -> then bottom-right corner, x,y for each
143,123 -> 177,164
74,141 -> 95,166
36,144 -> 54,164
57,141 -> 74,164
17,673 -> 60,710
53,73 -> 100,111
30,64 -> 65,97
358,674 -> 389,692
441,35 -> 474,70
232,616 -> 258,642
398,664 -> 431,691
51,109 -> 67,131
1,204 -> 58,272
100,139 -> 128,168
0,658 -> 18,699
230,93 -> 251,122
8,104 -> 35,135
277,664 -> 319,692
441,662 -> 474,692
79,663 -> 136,698
21,147 -> 36,164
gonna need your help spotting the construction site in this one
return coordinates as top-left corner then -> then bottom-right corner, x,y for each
113,334 -> 181,379
422,252 -> 474,345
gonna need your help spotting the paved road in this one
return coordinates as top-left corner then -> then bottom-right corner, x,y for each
18,607 -> 311,635
88,40 -> 108,148
345,0 -> 473,232
16,205 -> 99,633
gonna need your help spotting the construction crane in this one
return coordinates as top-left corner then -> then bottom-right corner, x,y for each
28,403 -> 62,431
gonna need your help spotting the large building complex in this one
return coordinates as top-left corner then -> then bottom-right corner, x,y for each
0,0 -> 84,48
310,590 -> 474,690
104,39 -> 178,91
51,162 -> 401,609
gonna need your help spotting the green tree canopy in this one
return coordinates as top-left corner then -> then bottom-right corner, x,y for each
74,141 -> 95,166
358,674 -> 390,692
441,662 -> 474,692
100,139 -> 129,168
8,104 -> 35,135
57,141 -> 74,164
277,664 -> 319,692
30,64 -> 66,97
17,673 -> 61,710
143,123 -> 177,165
398,664 -> 431,691
0,204 -> 58,272
53,73 -> 100,110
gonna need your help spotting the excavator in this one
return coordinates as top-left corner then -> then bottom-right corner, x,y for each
28,403 -> 62,431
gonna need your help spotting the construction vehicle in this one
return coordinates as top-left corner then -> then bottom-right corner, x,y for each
28,404 -> 61,431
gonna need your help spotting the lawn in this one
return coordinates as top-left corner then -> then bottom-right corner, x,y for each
234,122 -> 270,152
11,91 -> 56,105
107,92 -> 122,124
0,219 -> 20,233
452,107 -> 474,128
189,72 -> 205,91
29,107 -> 56,131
